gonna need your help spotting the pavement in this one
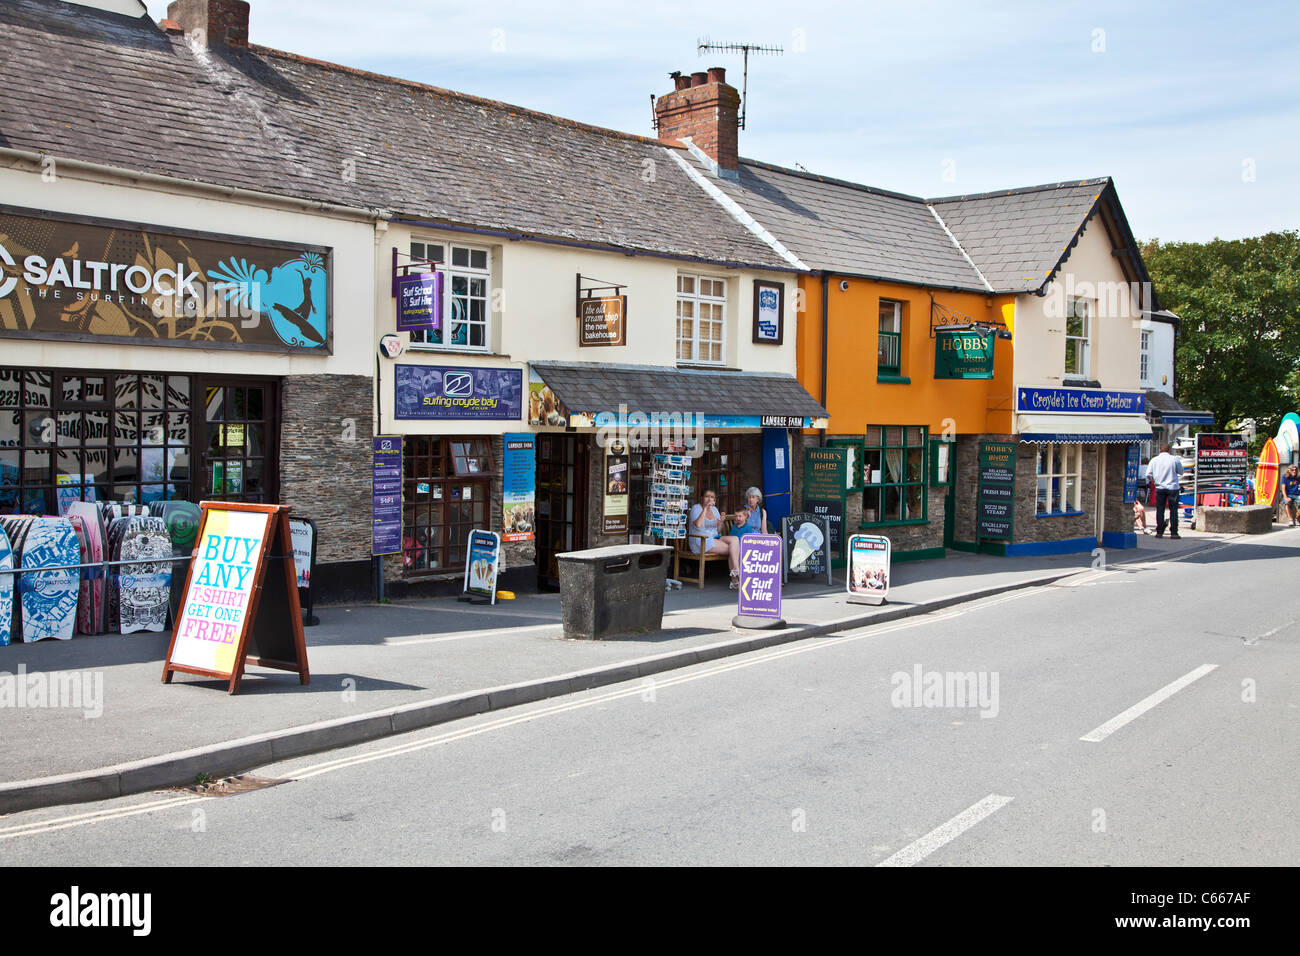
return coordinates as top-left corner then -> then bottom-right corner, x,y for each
0,527 -> 1243,813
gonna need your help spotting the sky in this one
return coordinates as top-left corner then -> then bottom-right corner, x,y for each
142,0 -> 1299,243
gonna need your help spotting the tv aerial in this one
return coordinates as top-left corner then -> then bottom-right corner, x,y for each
697,38 -> 783,130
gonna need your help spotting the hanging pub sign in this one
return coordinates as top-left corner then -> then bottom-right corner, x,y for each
503,433 -> 536,542
603,440 -> 630,534
0,205 -> 331,353
846,533 -> 891,605
977,441 -> 1016,542
781,513 -> 832,585
162,502 -> 309,695
934,330 -> 994,379
462,529 -> 502,604
752,280 -> 785,345
396,271 -> 442,333
803,446 -> 849,563
394,365 -> 524,421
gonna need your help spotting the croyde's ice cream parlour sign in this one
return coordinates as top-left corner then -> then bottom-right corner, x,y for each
0,206 -> 332,353
1016,386 -> 1145,415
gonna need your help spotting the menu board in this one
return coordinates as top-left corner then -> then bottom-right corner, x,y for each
803,447 -> 848,562
1195,433 -> 1249,485
977,441 -> 1016,542
372,435 -> 403,555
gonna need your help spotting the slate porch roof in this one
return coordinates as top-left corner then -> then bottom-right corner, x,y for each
1144,389 -> 1214,424
0,0 -> 791,270
529,361 -> 829,420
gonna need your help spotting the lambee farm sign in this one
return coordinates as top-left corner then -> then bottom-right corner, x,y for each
0,205 -> 332,353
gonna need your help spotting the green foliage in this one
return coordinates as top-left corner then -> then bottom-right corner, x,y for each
1141,231 -> 1300,434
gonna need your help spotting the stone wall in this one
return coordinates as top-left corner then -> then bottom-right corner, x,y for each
278,373 -> 373,565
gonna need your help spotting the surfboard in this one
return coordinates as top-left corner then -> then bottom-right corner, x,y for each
153,501 -> 201,623
117,517 -> 172,634
67,502 -> 107,635
1,516 -> 33,643
1255,438 -> 1280,507
0,525 -> 14,647
20,517 -> 80,642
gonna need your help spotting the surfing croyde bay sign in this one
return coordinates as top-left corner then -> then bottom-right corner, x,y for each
0,206 -> 332,353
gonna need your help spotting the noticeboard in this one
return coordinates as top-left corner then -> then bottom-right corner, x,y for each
162,502 -> 309,694
977,441 -> 1016,542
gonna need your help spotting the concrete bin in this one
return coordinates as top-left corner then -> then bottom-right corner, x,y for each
1197,505 -> 1275,534
556,544 -> 672,640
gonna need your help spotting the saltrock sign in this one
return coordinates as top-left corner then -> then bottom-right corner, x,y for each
0,205 -> 332,353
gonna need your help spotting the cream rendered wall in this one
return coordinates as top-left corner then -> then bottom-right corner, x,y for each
375,224 -> 800,436
1142,319 -> 1176,395
0,166 -> 378,379
1011,217 -> 1143,392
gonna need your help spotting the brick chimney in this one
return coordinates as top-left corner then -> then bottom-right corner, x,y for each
166,0 -> 250,48
655,67 -> 740,177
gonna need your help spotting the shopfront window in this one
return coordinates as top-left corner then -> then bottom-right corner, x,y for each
1036,442 -> 1083,514
862,425 -> 927,525
407,240 -> 491,351
402,436 -> 493,573
693,435 -> 742,513
1,368 -> 194,514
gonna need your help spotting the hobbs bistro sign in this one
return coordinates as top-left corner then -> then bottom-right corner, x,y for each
0,205 -> 332,353
934,330 -> 994,379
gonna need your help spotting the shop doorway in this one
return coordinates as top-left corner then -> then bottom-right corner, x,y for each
198,379 -> 279,503
535,434 -> 588,588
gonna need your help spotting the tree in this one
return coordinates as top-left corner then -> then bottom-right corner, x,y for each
1141,231 -> 1300,436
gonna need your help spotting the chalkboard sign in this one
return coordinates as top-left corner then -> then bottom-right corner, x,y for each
803,447 -> 848,563
782,513 -> 832,585
977,441 -> 1016,542
162,502 -> 309,695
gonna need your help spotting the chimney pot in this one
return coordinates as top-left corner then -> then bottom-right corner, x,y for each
690,71 -> 708,87
654,67 -> 741,173
707,66 -> 726,84
672,71 -> 690,91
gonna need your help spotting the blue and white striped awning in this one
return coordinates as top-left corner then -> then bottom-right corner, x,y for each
1016,413 -> 1152,444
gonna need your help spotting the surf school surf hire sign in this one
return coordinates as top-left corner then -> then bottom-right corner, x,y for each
163,503 -> 309,694
0,205 -> 332,353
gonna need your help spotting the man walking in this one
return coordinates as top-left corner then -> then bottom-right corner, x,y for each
1147,443 -> 1184,539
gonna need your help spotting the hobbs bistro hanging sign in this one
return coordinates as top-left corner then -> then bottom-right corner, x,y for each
0,205 -> 332,353
934,330 -> 994,379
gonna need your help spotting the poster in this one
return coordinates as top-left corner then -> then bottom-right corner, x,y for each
752,281 -> 784,344
977,441 -> 1016,542
737,533 -> 783,620
1123,444 -> 1140,504
464,530 -> 501,602
289,517 -> 314,589
503,433 -> 536,542
372,435 -> 402,555
168,508 -> 271,675
55,474 -> 97,515
603,440 -> 629,534
847,534 -> 890,605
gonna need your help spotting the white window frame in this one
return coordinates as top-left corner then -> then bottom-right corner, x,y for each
407,240 -> 492,352
676,273 -> 727,366
1139,330 -> 1151,383
1064,297 -> 1092,378
1035,442 -> 1083,515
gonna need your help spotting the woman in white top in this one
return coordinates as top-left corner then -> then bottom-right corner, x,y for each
688,489 -> 741,587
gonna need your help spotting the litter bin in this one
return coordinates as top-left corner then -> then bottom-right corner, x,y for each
556,544 -> 672,640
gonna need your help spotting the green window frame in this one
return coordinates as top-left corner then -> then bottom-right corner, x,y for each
862,425 -> 928,526
878,299 -> 903,378
826,437 -> 864,492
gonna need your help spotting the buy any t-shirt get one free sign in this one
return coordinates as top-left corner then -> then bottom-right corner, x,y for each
169,508 -> 271,675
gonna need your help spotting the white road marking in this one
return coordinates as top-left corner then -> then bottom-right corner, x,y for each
876,794 -> 1014,867
0,793 -> 206,840
385,623 -> 561,645
1080,664 -> 1218,742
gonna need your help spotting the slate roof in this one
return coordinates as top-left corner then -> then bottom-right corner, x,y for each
0,0 -> 791,270
930,180 -> 1108,293
696,157 -> 990,291
530,361 -> 829,419
1144,389 -> 1213,421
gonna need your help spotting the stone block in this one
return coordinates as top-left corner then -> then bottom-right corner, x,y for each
1197,505 -> 1274,534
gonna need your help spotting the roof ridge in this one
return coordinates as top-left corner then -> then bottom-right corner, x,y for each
928,178 -> 1112,203
249,43 -> 672,149
738,157 -> 928,203
927,205 -> 994,293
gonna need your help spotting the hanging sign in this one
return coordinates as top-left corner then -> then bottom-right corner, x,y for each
372,435 -> 402,556
846,533 -> 891,605
162,502 -> 309,694
396,272 -> 442,333
463,529 -> 501,604
736,533 -> 783,621
603,440 -> 630,534
503,433 -> 536,542
803,447 -> 848,562
977,441 -> 1016,542
578,296 -> 627,347
934,330 -> 994,379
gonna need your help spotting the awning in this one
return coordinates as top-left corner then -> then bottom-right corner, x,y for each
1143,389 -> 1214,426
530,361 -> 829,429
1016,413 -> 1152,443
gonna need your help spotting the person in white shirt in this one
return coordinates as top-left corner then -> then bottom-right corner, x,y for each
1146,443 -> 1184,539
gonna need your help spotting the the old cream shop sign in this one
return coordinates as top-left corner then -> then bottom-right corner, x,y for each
0,205 -> 332,353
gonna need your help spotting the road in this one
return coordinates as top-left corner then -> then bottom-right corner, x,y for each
3,534 -> 1297,866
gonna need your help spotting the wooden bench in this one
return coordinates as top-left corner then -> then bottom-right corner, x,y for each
672,518 -> 734,589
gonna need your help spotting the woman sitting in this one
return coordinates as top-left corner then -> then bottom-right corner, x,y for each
732,486 -> 769,537
688,490 -> 741,587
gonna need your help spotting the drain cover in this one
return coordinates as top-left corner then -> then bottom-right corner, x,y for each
178,774 -> 289,797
